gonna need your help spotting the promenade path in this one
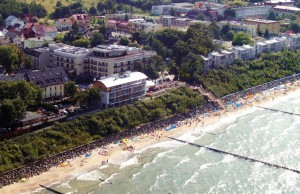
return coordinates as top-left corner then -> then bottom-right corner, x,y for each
191,85 -> 227,109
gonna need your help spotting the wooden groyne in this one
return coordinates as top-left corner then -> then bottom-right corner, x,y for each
167,137 -> 300,174
257,106 -> 300,116
39,184 -> 63,194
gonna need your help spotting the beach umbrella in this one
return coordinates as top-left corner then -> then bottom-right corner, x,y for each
20,178 -> 27,183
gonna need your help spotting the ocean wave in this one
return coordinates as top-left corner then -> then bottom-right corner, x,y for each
184,171 -> 199,186
59,181 -> 71,189
175,156 -> 190,167
119,156 -> 139,169
77,170 -> 103,181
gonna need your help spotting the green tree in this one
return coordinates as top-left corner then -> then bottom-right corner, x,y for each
209,22 -> 221,40
56,1 -> 62,7
197,13 -> 205,21
24,56 -> 32,69
90,32 -> 104,47
267,10 -> 277,20
170,7 -> 176,16
119,37 -> 130,46
64,81 -> 77,97
232,32 -> 253,46
0,45 -> 20,73
224,8 -> 236,20
89,6 -> 97,15
264,29 -> 270,39
225,30 -> 235,41
290,23 -> 300,33
221,24 -> 230,37
72,21 -> 79,33
0,98 -> 25,128
73,38 -> 90,48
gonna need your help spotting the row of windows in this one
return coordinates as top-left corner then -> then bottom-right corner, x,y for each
56,57 -> 74,63
56,62 -> 74,69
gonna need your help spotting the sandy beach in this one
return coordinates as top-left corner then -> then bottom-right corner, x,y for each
1,83 -> 300,194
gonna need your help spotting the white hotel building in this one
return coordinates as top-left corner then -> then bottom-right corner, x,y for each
93,71 -> 148,107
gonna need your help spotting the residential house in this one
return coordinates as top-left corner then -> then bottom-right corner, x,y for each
33,25 -> 58,38
5,15 -> 25,30
24,47 -> 50,69
24,36 -> 54,49
93,71 -> 147,107
22,23 -> 39,38
25,67 -> 70,99
5,30 -> 24,47
105,20 -> 130,32
69,14 -> 90,28
55,18 -> 73,31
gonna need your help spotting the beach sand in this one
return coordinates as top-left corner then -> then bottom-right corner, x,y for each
1,84 -> 299,194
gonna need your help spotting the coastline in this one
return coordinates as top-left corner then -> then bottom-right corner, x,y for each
2,84 -> 300,194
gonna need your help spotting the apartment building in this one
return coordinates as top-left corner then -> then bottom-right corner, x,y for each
24,36 -> 54,49
201,50 -> 235,69
217,21 -> 257,37
93,71 -> 147,107
231,5 -> 271,19
151,3 -> 193,16
288,33 -> 300,49
87,45 -> 157,79
24,47 -> 50,69
273,5 -> 300,16
128,19 -> 163,32
160,16 -> 177,26
48,43 -> 92,79
230,45 -> 255,60
265,0 -> 294,6
243,18 -> 280,34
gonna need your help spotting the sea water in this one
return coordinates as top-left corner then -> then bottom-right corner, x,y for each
33,92 -> 300,194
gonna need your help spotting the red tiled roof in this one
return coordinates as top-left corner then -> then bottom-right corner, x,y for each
42,25 -> 57,33
58,18 -> 72,24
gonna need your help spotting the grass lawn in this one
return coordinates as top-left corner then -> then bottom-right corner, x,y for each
19,0 -> 100,16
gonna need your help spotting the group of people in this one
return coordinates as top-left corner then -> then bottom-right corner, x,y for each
222,73 -> 300,104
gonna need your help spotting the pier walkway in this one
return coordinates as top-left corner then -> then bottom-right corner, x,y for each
257,106 -> 300,116
168,137 -> 300,174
